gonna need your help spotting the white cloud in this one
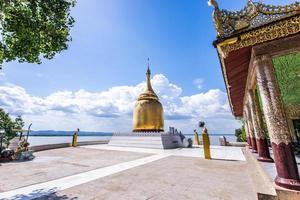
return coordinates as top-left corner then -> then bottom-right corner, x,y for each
193,78 -> 204,89
0,74 -> 239,134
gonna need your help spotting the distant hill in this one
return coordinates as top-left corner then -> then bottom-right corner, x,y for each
29,130 -> 113,136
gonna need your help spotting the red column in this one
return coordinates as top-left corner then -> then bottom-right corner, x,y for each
255,55 -> 300,190
245,106 -> 258,153
248,89 -> 273,162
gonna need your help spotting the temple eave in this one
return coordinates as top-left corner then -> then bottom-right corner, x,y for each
215,14 -> 300,57
215,13 -> 300,118
219,46 -> 252,117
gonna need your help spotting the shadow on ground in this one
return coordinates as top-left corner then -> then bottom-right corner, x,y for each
34,193 -> 78,200
9,188 -> 78,200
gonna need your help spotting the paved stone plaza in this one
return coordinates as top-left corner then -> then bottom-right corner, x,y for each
0,145 -> 257,200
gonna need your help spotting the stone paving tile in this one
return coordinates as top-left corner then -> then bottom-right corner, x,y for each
82,145 -> 246,161
47,156 -> 256,200
0,154 -> 169,200
0,146 -> 254,200
0,147 -> 150,192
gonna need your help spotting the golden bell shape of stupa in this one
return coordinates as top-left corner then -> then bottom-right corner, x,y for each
133,66 -> 164,132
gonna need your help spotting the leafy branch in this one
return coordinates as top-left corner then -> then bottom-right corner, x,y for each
0,0 -> 76,68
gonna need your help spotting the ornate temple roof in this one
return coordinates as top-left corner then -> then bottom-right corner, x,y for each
209,1 -> 300,118
210,0 -> 300,39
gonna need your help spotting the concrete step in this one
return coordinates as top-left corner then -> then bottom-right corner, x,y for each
108,135 -> 164,149
109,140 -> 163,145
109,138 -> 162,143
108,133 -> 185,149
275,187 -> 300,200
109,142 -> 163,148
108,143 -> 164,149
243,148 -> 278,200
109,136 -> 163,149
109,137 -> 162,142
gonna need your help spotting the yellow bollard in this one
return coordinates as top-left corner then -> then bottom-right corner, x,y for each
202,128 -> 211,159
72,131 -> 78,147
194,130 -> 200,146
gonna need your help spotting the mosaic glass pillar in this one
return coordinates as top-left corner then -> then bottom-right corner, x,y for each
248,89 -> 273,162
255,55 -> 300,190
244,113 -> 252,149
245,105 -> 258,153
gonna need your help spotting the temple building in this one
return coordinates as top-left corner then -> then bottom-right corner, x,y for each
210,0 -> 300,191
133,66 -> 164,132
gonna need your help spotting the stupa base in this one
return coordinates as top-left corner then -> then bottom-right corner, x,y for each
108,132 -> 190,149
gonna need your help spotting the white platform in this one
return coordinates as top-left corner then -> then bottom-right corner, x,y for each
84,144 -> 246,161
108,132 -> 186,149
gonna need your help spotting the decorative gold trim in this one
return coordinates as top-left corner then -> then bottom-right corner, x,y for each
209,0 -> 300,39
208,0 -> 223,37
218,37 -> 238,47
218,52 -> 235,116
218,15 -> 300,57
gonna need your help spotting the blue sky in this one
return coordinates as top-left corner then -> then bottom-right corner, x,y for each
0,0 -> 296,133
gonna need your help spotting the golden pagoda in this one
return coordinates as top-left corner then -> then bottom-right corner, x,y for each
133,65 -> 164,132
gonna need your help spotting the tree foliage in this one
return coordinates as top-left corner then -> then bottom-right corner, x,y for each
235,123 -> 247,142
0,108 -> 16,146
0,108 -> 24,146
15,115 -> 24,130
0,0 -> 76,67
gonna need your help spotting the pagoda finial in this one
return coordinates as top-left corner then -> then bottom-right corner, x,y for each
147,58 -> 150,74
146,58 -> 151,77
145,58 -> 153,92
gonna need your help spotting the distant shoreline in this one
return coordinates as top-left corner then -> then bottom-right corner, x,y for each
28,133 -> 113,136
28,133 -> 235,137
27,134 -> 237,147
25,130 -> 235,137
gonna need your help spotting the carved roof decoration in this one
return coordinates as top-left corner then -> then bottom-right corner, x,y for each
209,1 -> 300,118
210,0 -> 300,39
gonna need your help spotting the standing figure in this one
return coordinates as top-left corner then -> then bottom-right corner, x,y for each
199,121 -> 211,159
72,128 -> 79,147
194,129 -> 200,146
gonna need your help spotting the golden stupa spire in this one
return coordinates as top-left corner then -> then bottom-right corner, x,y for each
145,58 -> 154,93
132,59 -> 164,132
138,58 -> 158,101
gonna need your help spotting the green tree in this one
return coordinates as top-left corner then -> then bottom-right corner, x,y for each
0,108 -> 17,147
235,123 -> 247,142
14,115 -> 24,130
14,115 -> 24,139
0,0 -> 76,68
